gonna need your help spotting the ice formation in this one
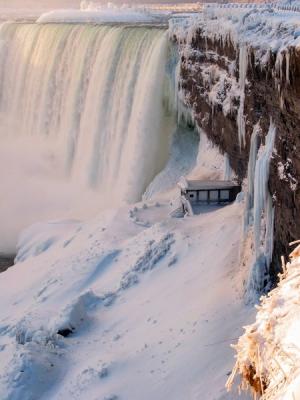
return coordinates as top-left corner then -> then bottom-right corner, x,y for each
244,123 -> 260,230
0,192 -> 252,400
246,121 -> 276,298
228,243 -> 300,399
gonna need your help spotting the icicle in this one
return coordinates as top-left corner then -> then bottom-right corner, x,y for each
223,153 -> 233,180
286,50 -> 290,85
244,123 -> 260,232
246,120 -> 276,299
253,121 -> 276,260
275,51 -> 283,82
237,44 -> 248,148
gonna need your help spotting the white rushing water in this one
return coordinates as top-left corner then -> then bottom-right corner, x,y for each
0,22 -> 183,252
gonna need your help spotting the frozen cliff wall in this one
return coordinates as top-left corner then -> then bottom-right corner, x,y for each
170,6 -> 300,286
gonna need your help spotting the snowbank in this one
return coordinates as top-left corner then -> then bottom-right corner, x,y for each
228,242 -> 300,399
0,195 -> 253,399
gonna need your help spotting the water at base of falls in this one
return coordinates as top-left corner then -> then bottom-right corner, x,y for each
0,22 -> 195,253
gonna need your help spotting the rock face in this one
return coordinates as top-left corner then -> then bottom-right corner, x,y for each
0,255 -> 14,273
174,27 -> 300,280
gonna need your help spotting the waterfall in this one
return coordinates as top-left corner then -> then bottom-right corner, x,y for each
0,22 -> 178,252
0,22 -> 174,203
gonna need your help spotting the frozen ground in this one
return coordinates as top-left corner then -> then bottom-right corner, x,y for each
0,195 -> 253,400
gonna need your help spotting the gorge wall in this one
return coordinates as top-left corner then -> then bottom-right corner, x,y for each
172,8 -> 300,283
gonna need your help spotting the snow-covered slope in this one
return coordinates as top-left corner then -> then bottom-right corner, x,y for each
0,197 -> 253,400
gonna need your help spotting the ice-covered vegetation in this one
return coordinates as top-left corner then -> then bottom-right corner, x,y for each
228,242 -> 300,400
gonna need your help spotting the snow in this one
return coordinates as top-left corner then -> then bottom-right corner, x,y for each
195,62 -> 240,120
228,243 -> 300,400
277,160 -> 298,191
0,186 -> 254,400
191,129 -> 234,182
0,6 -> 285,399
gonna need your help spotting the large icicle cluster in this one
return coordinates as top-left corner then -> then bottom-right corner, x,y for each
227,243 -> 300,399
244,123 -> 260,230
245,121 -> 276,299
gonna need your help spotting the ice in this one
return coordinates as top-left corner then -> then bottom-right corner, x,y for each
244,123 -> 260,231
247,121 -> 276,299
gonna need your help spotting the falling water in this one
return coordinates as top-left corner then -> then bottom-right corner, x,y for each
0,22 -> 175,203
0,22 -> 181,252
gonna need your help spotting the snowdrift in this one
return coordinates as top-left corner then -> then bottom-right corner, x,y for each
0,197 -> 253,400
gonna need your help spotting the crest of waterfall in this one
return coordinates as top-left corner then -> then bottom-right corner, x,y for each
246,120 -> 276,299
0,22 -> 177,206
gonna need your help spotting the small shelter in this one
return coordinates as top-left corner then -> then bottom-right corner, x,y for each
178,178 -> 241,214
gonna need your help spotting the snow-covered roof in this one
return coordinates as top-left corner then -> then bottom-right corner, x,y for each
180,179 -> 239,191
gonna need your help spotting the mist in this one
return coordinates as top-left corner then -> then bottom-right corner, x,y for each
0,0 -> 80,8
